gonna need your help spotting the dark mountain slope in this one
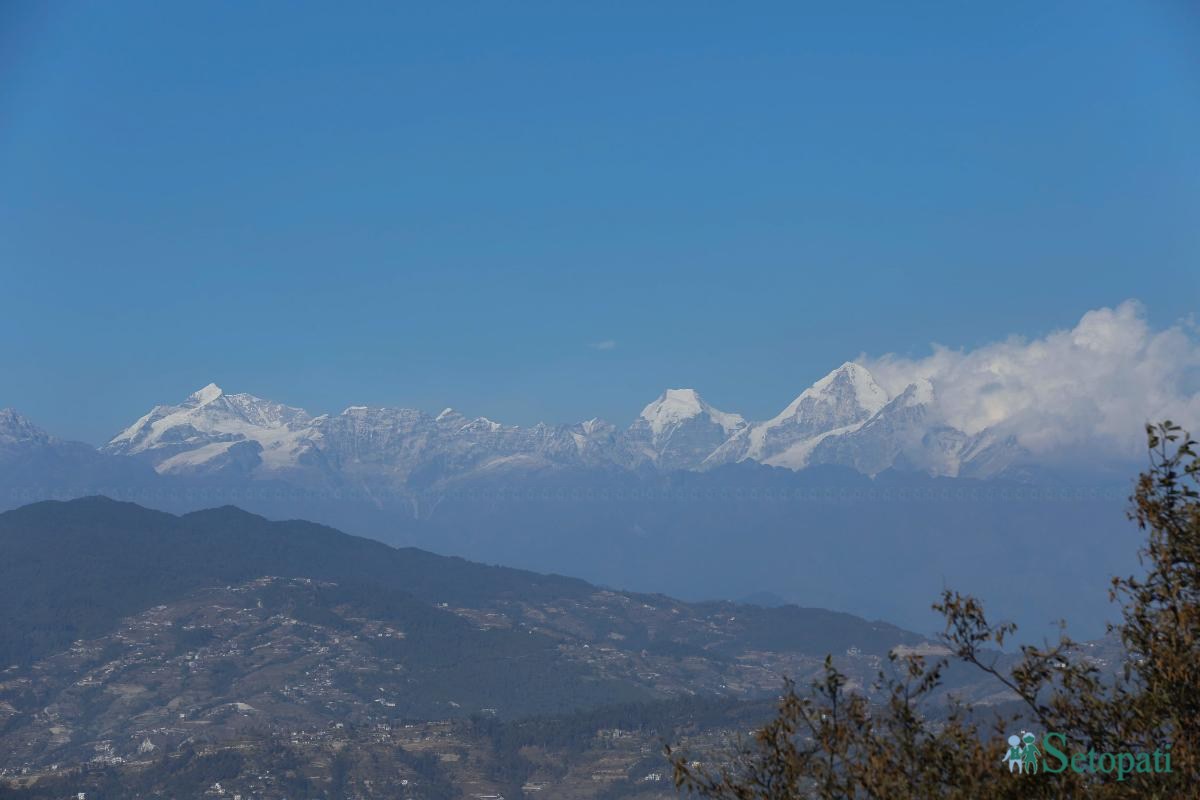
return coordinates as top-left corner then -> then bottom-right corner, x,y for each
0,497 -> 590,666
0,497 -> 917,670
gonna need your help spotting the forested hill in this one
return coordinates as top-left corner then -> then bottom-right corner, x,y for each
0,496 -> 919,670
0,496 -> 596,666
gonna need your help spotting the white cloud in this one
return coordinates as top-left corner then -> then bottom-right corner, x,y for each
589,340 -> 617,351
859,301 -> 1200,461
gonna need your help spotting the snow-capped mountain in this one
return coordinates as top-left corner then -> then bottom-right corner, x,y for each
700,364 -> 1028,477
803,379 -> 968,476
625,389 -> 746,471
0,408 -> 53,450
312,405 -> 624,488
90,362 -> 1034,489
104,384 -> 319,477
102,387 -> 632,486
704,363 -> 889,469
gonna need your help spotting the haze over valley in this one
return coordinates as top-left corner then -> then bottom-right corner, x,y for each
4,304 -> 1194,638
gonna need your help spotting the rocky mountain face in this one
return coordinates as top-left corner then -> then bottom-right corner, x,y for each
88,362 -> 1031,490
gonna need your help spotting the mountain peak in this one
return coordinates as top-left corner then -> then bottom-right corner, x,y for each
639,389 -> 745,437
641,388 -> 703,421
815,361 -> 880,392
188,383 -> 224,406
663,387 -> 701,403
710,362 -> 894,469
0,408 -> 51,444
787,362 -> 888,417
103,384 -> 313,470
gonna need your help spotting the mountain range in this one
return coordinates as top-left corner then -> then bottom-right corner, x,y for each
86,362 -> 1030,489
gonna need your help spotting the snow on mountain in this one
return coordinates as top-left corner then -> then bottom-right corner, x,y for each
802,379 -> 958,476
104,384 -> 318,475
627,389 -> 747,471
704,363 -> 889,469
697,366 -> 1028,478
435,407 -> 465,426
96,369 -> 1040,486
638,389 -> 744,438
0,408 -> 52,448
103,386 -> 632,486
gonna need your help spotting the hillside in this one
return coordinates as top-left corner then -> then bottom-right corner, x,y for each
0,497 -> 955,798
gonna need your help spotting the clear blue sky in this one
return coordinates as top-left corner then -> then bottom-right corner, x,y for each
2,1 -> 1198,445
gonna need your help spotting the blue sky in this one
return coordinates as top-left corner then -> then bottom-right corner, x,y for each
2,1 -> 1198,445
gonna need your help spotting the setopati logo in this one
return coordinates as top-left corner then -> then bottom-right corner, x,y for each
1003,731 -> 1042,773
1002,731 -> 1172,781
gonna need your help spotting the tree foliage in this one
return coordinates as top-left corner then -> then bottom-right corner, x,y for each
669,422 -> 1199,798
